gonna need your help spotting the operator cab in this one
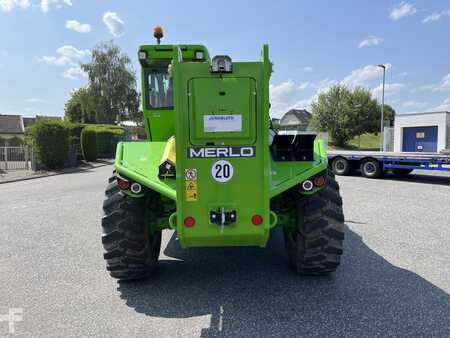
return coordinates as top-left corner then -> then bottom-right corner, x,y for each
138,26 -> 210,141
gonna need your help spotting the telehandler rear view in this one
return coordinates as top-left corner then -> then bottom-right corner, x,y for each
101,27 -> 345,280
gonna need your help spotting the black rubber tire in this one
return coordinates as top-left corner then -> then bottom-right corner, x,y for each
331,157 -> 351,176
360,158 -> 382,179
101,178 -> 161,280
284,173 -> 345,275
391,168 -> 413,177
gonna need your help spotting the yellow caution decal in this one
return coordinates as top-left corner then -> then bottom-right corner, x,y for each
185,180 -> 198,202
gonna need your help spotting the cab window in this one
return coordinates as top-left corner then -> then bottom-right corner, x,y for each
146,69 -> 173,109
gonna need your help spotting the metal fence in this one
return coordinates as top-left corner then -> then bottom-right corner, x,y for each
383,127 -> 394,152
0,147 -> 32,171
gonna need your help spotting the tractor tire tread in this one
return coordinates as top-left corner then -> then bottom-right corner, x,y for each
285,172 -> 345,275
101,177 -> 161,280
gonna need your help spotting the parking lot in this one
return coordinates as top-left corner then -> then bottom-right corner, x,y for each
1,165 -> 449,337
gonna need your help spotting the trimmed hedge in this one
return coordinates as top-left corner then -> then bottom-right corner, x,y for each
96,126 -> 124,155
81,126 -> 98,161
65,123 -> 87,139
31,119 -> 69,169
81,124 -> 125,161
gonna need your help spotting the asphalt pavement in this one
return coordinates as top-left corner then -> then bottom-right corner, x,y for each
1,166 -> 449,337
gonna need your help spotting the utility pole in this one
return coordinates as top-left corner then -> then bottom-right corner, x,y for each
378,64 -> 386,152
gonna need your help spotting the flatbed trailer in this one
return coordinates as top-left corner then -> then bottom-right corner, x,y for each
328,150 -> 450,178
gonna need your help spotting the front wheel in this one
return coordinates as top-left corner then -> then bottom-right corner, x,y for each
331,157 -> 351,176
284,173 -> 345,275
101,177 -> 161,280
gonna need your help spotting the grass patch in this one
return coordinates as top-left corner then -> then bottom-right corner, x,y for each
329,133 -> 380,150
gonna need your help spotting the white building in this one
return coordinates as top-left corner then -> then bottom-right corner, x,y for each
394,111 -> 450,153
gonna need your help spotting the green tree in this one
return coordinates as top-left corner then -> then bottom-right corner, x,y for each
64,87 -> 96,123
80,41 -> 140,124
311,85 -> 390,147
383,104 -> 396,127
311,85 -> 353,147
64,89 -> 83,123
349,87 -> 381,136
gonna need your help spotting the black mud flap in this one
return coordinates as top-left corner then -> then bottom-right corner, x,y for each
270,134 -> 316,161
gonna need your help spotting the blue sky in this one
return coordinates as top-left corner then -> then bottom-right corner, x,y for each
1,0 -> 450,118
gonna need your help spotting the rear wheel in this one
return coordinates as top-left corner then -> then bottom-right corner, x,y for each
360,158 -> 382,178
101,177 -> 161,280
331,157 -> 351,176
284,173 -> 345,275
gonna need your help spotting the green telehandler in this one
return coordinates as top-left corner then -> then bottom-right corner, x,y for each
101,27 -> 344,280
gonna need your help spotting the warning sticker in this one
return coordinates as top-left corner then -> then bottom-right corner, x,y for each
185,168 -> 198,181
185,180 -> 198,202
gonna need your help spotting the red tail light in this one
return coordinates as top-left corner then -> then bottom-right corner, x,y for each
314,175 -> 326,187
251,215 -> 263,225
184,217 -> 196,228
117,178 -> 130,190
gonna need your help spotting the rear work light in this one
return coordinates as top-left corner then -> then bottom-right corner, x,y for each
184,217 -> 196,228
130,182 -> 142,194
301,180 -> 314,191
138,51 -> 147,60
251,215 -> 263,226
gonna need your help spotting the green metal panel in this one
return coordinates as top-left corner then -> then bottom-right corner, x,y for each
269,139 -> 328,197
188,77 -> 256,145
167,46 -> 271,247
115,142 -> 176,200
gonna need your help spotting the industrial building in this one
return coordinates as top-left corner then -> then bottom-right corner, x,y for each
394,111 -> 450,153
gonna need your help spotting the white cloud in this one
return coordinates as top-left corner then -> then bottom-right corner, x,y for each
432,73 -> 450,92
341,64 -> 391,88
430,98 -> 450,111
422,9 -> 450,23
57,45 -> 89,59
269,80 -> 310,117
390,2 -> 417,21
0,0 -> 30,12
422,13 -> 441,23
358,36 -> 383,48
103,11 -> 125,37
303,66 -> 313,72
269,78 -> 339,118
40,45 -> 90,66
26,98 -> 46,103
63,66 -> 86,79
66,20 -> 91,33
402,100 -> 428,108
412,84 -> 435,92
40,55 -> 71,66
314,78 -> 338,95
40,0 -> 72,13
412,73 -> 450,92
269,64 -> 404,118
372,83 -> 405,97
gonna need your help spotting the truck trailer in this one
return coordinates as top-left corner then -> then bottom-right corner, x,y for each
328,150 -> 450,178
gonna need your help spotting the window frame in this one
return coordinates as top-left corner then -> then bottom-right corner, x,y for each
144,67 -> 174,110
